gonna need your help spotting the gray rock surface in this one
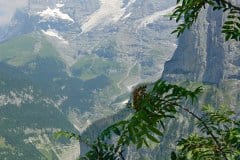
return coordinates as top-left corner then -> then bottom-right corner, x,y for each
162,6 -> 240,85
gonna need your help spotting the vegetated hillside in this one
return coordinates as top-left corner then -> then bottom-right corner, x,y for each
0,33 -> 114,159
81,5 -> 240,160
0,1 -> 179,159
0,63 -> 76,160
0,0 -> 178,122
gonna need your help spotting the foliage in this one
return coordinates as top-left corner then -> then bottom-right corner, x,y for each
56,0 -> 240,159
57,81 -> 203,160
171,105 -> 240,160
57,81 -> 240,160
170,0 -> 240,41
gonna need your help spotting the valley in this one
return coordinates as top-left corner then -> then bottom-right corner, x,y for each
0,0 -> 177,159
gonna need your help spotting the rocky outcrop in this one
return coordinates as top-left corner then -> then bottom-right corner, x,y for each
81,3 -> 240,160
0,9 -> 34,42
162,6 -> 240,85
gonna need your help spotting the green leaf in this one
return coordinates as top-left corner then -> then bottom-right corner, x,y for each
137,139 -> 143,149
171,151 -> 177,160
225,33 -> 232,41
112,127 -> 121,136
146,133 -> 160,143
224,21 -> 235,25
148,125 -> 163,137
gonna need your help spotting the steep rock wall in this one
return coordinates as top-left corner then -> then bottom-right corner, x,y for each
162,6 -> 240,85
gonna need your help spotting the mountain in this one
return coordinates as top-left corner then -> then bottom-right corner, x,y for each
0,32 -> 112,159
0,62 -> 78,160
0,0 -> 178,159
158,4 -> 240,158
162,8 -> 240,85
82,3 -> 240,160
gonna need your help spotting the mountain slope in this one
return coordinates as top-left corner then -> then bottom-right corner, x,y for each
0,32 -> 58,66
0,63 -> 77,160
81,4 -> 240,160
0,0 -> 179,159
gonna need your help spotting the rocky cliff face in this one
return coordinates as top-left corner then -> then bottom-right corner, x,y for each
151,4 -> 240,159
82,3 -> 240,160
162,6 -> 240,85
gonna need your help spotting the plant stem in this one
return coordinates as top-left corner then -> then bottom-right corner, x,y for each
178,105 -> 228,160
221,0 -> 240,11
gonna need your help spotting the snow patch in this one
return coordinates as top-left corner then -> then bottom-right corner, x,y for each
124,0 -> 136,8
81,0 -> 126,33
56,3 -> 64,8
138,6 -> 176,28
121,12 -> 132,20
37,7 -> 74,22
41,29 -> 69,44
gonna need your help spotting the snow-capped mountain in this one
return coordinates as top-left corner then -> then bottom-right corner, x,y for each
2,0 -> 177,66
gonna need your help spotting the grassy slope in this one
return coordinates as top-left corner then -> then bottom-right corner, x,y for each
72,55 -> 122,80
0,32 -> 58,66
